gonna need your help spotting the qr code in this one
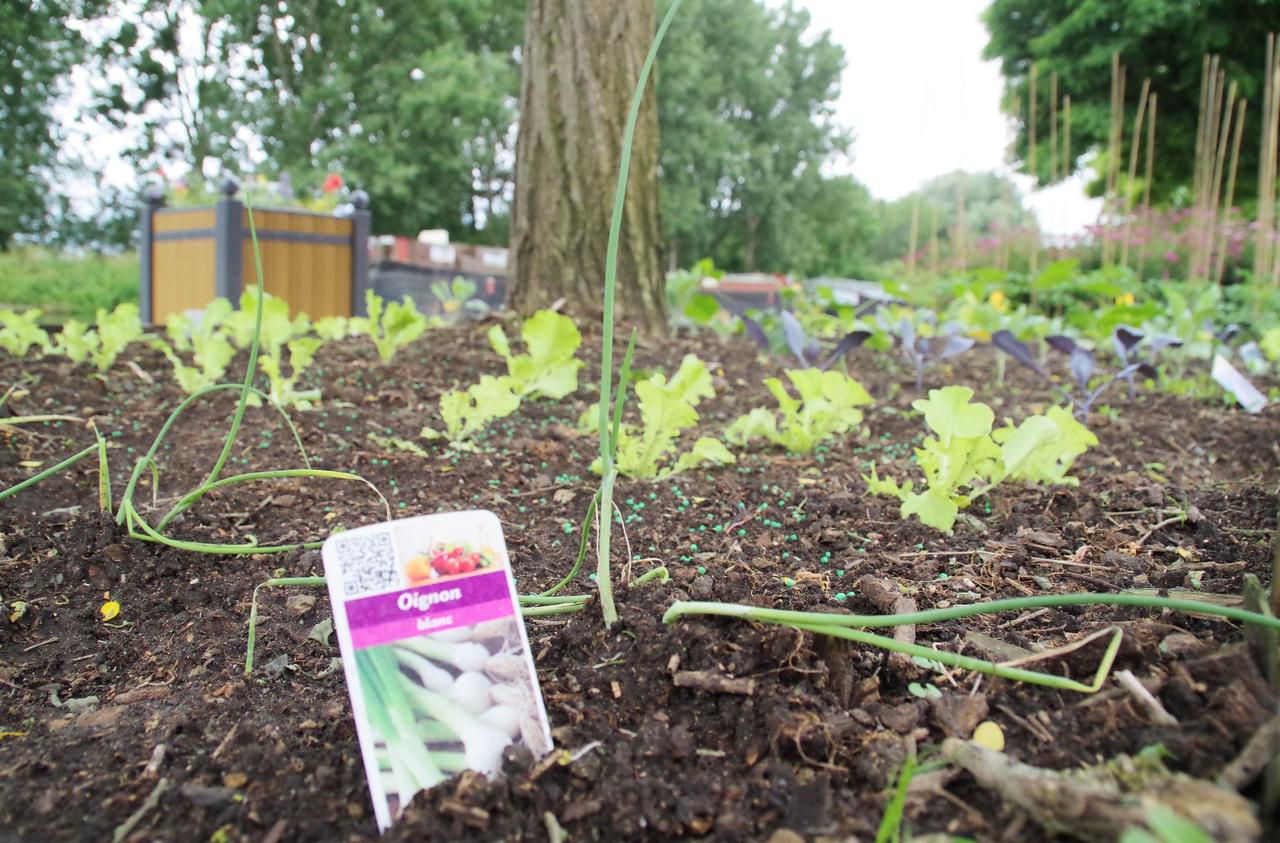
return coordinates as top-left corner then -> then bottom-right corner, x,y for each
331,530 -> 401,597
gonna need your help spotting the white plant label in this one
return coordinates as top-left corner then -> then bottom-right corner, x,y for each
1211,354 -> 1268,414
323,510 -> 553,831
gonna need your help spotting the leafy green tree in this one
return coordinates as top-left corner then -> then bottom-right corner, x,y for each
0,0 -> 105,248
211,0 -> 523,237
89,1 -> 258,178
983,0 -> 1280,202
91,0 -> 521,238
870,171 -> 1037,265
657,0 -> 856,273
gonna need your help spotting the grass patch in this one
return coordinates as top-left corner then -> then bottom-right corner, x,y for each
0,248 -> 138,323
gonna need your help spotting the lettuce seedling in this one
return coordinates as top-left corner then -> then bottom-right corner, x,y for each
54,303 -> 143,372
865,385 -> 1096,532
259,337 -> 323,409
361,290 -> 431,363
225,290 -> 309,351
488,309 -> 584,400
155,299 -> 237,394
420,375 -> 521,450
314,316 -> 353,341
589,355 -> 734,479
726,369 -> 873,453
0,308 -> 51,357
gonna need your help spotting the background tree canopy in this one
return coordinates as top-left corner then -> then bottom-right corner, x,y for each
19,0 -> 876,276
983,0 -> 1280,204
0,0 -> 105,249
869,170 -> 1036,265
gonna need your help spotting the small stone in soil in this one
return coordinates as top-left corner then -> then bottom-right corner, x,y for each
931,693 -> 989,738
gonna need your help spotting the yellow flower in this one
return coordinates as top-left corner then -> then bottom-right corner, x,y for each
987,290 -> 1007,312
1115,292 -> 1136,306
100,600 -> 120,622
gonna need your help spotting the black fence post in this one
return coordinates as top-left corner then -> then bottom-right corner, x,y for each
350,189 -> 372,317
214,177 -> 244,303
137,185 -> 166,324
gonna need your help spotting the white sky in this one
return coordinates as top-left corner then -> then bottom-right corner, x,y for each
61,0 -> 1101,236
793,0 -> 1101,235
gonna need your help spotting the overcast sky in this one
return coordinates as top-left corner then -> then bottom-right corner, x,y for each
793,0 -> 1101,234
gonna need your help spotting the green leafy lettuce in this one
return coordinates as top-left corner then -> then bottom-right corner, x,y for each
359,290 -> 431,363
420,375 -> 521,450
488,309 -> 584,399
53,302 -> 143,372
591,355 -> 735,479
725,369 -> 873,453
154,299 -> 236,394
865,386 -> 1096,532
0,308 -> 51,357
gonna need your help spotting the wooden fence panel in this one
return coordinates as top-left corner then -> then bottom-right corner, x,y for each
150,209 -> 216,325
140,185 -> 370,325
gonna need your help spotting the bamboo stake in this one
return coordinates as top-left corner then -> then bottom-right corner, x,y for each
1137,93 -> 1157,276
956,182 -> 968,271
907,199 -> 920,275
1120,78 -> 1151,270
1261,37 -> 1280,285
1029,64 -> 1038,180
1049,72 -> 1059,185
1194,54 -> 1211,212
1104,55 -> 1124,266
1213,98 -> 1247,284
1063,95 -> 1071,177
929,205 -> 939,276
1267,63 -> 1280,284
1255,35 -> 1274,281
1205,79 -> 1237,280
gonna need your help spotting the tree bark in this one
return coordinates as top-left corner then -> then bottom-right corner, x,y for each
509,0 -> 666,334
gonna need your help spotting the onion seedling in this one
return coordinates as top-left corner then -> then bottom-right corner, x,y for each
594,0 -> 684,626
664,593 -> 1280,692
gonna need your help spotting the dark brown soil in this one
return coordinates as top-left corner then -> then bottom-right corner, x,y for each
1,321 -> 1277,842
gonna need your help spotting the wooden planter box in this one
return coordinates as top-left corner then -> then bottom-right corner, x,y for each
139,181 -> 373,325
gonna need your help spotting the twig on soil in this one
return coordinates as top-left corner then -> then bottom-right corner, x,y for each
998,608 -> 1050,629
858,574 -> 918,671
21,637 -> 57,652
1135,513 -> 1188,547
142,743 -> 166,778
1058,571 -> 1122,592
995,703 -> 1055,743
111,777 -> 169,843
1219,706 -> 1280,790
211,719 -> 240,760
508,481 -> 577,498
259,819 -> 288,843
672,670 -> 756,695
1115,669 -> 1178,725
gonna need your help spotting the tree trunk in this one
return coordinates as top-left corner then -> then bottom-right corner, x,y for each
509,0 -> 666,334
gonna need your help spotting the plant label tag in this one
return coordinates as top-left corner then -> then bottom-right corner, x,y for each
322,510 -> 553,831
1211,354 -> 1267,414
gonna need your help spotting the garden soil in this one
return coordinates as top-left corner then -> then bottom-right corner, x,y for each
1,321 -> 1277,842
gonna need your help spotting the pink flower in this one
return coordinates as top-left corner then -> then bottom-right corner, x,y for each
1164,250 -> 1179,263
322,173 -> 344,193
